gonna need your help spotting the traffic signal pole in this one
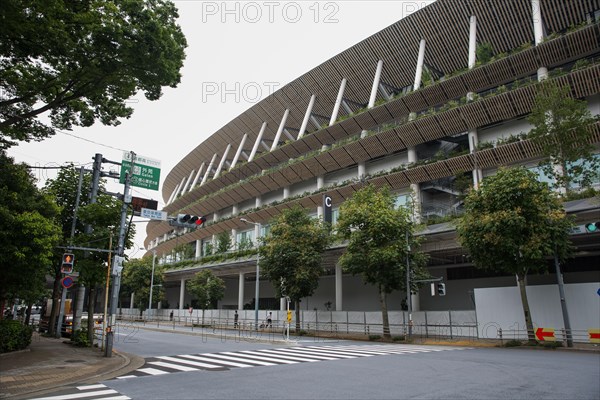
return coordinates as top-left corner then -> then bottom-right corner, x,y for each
105,152 -> 134,357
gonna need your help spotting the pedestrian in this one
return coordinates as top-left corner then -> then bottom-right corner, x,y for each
266,311 -> 272,328
234,310 -> 239,328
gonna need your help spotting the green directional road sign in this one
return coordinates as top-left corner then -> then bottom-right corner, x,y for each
120,152 -> 161,191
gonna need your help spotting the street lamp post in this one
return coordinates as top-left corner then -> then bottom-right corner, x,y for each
148,250 -> 156,320
240,218 -> 261,331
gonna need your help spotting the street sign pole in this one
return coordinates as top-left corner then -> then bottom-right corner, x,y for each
106,152 -> 134,357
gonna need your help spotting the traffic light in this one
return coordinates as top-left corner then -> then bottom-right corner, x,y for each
176,214 -> 207,228
437,283 -> 446,296
61,253 -> 74,274
585,222 -> 599,233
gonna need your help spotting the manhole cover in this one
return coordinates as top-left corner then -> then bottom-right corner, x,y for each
64,359 -> 85,363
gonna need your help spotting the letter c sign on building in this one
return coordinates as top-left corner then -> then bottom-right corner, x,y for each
323,195 -> 332,224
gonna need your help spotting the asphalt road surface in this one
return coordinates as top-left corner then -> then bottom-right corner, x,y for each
32,327 -> 600,400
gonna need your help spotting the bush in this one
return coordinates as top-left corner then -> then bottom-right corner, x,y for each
71,328 -> 90,347
0,320 -> 33,353
392,335 -> 406,342
368,334 -> 382,341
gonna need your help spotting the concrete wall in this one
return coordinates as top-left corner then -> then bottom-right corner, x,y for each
475,282 -> 600,340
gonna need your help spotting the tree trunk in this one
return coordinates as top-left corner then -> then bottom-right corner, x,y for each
0,299 -> 5,320
295,300 -> 301,332
49,271 -> 61,336
87,287 -> 96,345
379,287 -> 391,340
517,273 -> 536,343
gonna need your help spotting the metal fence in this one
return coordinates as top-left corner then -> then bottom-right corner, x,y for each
118,308 -> 480,340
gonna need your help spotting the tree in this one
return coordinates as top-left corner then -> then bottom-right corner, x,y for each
76,194 -> 134,343
43,166 -> 134,341
259,206 -> 331,330
215,231 -> 232,254
42,166 -> 92,335
336,185 -> 429,339
456,167 -> 573,343
0,151 -> 60,319
528,80 -> 599,194
186,270 -> 225,325
121,257 -> 164,314
0,0 -> 187,148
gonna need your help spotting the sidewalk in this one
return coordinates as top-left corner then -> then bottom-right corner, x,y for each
0,332 -> 144,399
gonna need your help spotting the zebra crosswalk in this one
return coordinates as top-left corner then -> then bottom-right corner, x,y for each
29,383 -> 130,400
29,345 -> 469,399
115,344 -> 468,379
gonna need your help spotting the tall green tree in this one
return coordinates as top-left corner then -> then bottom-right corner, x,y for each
337,185 -> 429,339
186,270 -> 225,325
121,257 -> 164,315
456,167 -> 573,343
259,206 -> 331,330
76,194 -> 133,343
528,80 -> 599,194
0,0 -> 187,148
43,166 -> 134,341
0,151 -> 60,318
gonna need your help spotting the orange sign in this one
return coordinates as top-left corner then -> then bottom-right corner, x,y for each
535,327 -> 555,341
588,329 -> 600,344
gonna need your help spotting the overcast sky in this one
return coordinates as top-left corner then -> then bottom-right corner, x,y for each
7,1 -> 433,258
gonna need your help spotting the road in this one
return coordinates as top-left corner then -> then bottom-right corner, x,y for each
31,325 -> 600,400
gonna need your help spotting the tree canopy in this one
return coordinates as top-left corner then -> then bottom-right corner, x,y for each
0,151 -> 60,309
528,80 -> 599,193
259,206 -> 331,322
186,270 -> 225,311
336,185 -> 428,338
121,257 -> 164,312
0,0 -> 187,148
456,167 -> 573,341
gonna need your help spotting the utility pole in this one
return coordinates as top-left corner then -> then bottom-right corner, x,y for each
105,151 -> 134,357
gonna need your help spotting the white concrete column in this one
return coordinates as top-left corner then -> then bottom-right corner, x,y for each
201,153 -> 218,185
238,273 -> 245,310
195,239 -> 202,258
231,228 -> 237,250
330,79 -> 347,125
271,109 -> 290,152
298,95 -> 316,139
166,183 -> 179,205
357,163 -> 366,178
179,278 -> 185,310
468,16 -> 477,69
255,196 -> 262,208
249,122 -> 267,162
317,175 -> 326,213
368,60 -> 384,108
317,175 -> 324,190
408,147 -> 422,223
532,0 -> 548,80
229,134 -> 248,171
174,176 -> 187,199
335,264 -> 343,311
413,39 -> 426,91
190,163 -> 206,190
280,298 -> 286,311
213,144 -> 232,179
468,130 -> 483,188
181,169 -> 196,195
232,204 -> 239,216
130,292 -> 135,310
283,186 -> 290,199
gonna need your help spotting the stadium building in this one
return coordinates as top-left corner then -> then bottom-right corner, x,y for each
140,0 -> 599,332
